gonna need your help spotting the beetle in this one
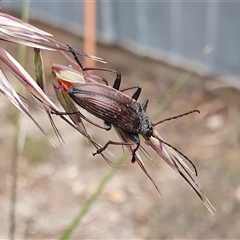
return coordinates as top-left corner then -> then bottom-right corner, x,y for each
51,46 -> 219,214
54,46 -> 199,175
68,73 -> 198,171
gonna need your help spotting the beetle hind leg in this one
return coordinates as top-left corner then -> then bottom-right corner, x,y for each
92,132 -> 141,164
142,99 -> 149,112
93,140 -> 134,156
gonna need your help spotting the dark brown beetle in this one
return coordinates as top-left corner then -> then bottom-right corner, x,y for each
68,73 -> 198,170
55,46 -> 198,175
69,83 -> 152,137
51,46 -> 218,214
68,81 -> 151,162
52,46 -> 200,178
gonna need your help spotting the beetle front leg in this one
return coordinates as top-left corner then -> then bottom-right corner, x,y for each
142,99 -> 149,112
126,132 -> 141,163
131,143 -> 140,163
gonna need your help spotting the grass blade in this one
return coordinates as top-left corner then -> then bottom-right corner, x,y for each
59,156 -> 124,240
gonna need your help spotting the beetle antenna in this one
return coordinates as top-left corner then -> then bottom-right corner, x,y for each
67,45 -> 84,69
153,110 -> 200,126
152,134 -> 198,176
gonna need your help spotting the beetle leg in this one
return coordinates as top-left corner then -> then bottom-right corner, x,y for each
126,132 -> 140,163
112,72 -> 121,90
68,45 -> 122,87
119,86 -> 142,100
67,45 -> 84,69
52,110 -> 109,130
93,140 -> 134,156
142,99 -> 149,112
131,87 -> 142,100
93,132 -> 140,162
131,143 -> 140,163
67,48 -> 109,85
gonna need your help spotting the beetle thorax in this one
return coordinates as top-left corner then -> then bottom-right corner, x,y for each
137,108 -> 153,137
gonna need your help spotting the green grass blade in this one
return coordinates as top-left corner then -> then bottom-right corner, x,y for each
60,156 -> 125,240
